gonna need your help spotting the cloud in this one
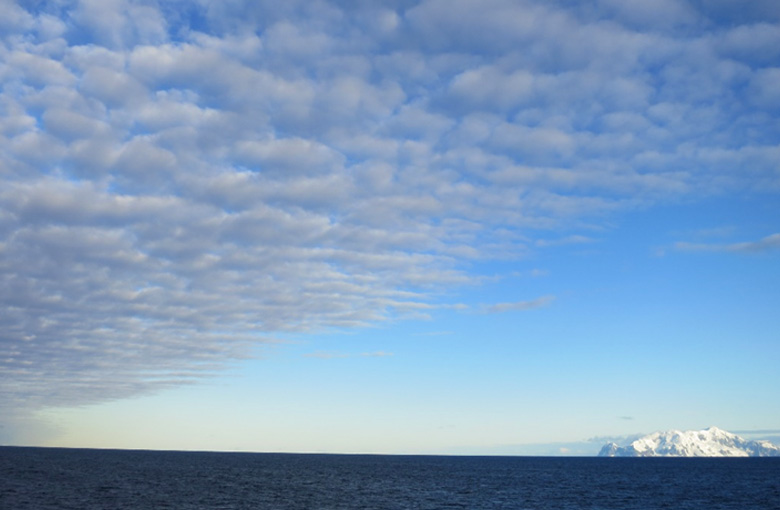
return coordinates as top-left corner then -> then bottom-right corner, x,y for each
304,351 -> 351,360
535,235 -> 595,248
587,434 -> 644,446
303,351 -> 393,359
1,0 -> 779,418
674,233 -> 780,254
484,295 -> 555,314
595,0 -> 699,31
70,0 -> 168,49
732,429 -> 780,435
414,331 -> 455,337
361,351 -> 394,357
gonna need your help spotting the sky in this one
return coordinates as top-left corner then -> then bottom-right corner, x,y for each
1,0 -> 779,455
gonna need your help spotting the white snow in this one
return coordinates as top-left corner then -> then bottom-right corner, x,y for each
599,426 -> 780,457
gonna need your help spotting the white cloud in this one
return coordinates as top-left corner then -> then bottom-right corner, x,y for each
674,234 -> 780,254
71,0 -> 168,49
304,350 -> 394,359
536,235 -> 595,248
719,23 -> 780,64
749,67 -> 780,109
5,51 -> 76,87
304,351 -> 351,359
235,137 -> 345,176
6,130 -> 68,168
596,0 -> 699,31
42,108 -> 109,141
484,295 -> 555,314
0,0 -> 34,34
361,351 -> 394,357
447,67 -> 535,112
405,0 -> 553,53
79,66 -> 148,108
263,21 -> 335,60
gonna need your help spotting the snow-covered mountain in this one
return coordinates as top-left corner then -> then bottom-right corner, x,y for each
598,426 -> 780,457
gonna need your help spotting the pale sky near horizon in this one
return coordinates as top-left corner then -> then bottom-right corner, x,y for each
1,0 -> 779,455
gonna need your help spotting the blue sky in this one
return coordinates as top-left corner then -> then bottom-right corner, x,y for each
1,0 -> 779,455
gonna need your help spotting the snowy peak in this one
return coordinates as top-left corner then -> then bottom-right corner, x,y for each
599,427 -> 780,457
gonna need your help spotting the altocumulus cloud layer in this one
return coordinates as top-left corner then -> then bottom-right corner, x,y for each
2,0 -> 779,413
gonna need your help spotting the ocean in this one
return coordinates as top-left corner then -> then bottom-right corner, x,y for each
2,447 -> 779,509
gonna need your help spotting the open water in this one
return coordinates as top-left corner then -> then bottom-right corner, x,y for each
1,447 -> 779,509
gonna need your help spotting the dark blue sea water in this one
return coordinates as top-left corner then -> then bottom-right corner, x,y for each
1,447 -> 779,509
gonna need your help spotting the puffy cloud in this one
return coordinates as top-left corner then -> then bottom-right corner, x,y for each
79,65 -> 148,108
0,0 -> 35,34
749,68 -> 780,109
718,23 -> 780,65
404,0 -> 554,53
235,137 -> 345,176
3,51 -> 76,87
594,0 -> 699,31
70,0 -> 168,48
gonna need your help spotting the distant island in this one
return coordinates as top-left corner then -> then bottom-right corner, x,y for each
599,426 -> 780,457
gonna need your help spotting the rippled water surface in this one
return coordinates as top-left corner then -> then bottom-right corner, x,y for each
2,447 -> 779,509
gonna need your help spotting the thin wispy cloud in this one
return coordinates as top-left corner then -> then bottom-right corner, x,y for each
304,351 -> 394,359
361,351 -> 394,358
304,351 -> 351,360
535,235 -> 596,248
674,233 -> 780,254
484,296 -> 556,314
588,434 -> 644,446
